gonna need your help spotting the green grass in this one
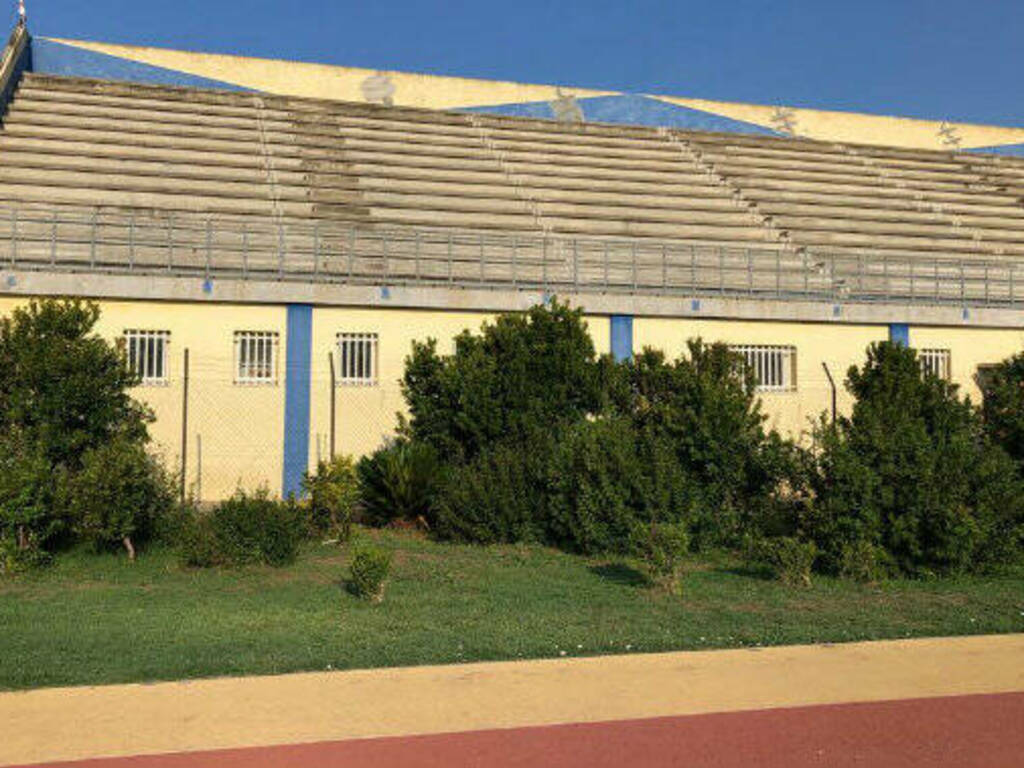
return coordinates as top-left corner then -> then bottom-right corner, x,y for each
1,529 -> 1022,691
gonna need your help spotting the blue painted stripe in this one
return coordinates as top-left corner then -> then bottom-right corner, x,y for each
610,315 -> 634,361
31,38 -> 252,92
283,304 -> 313,498
889,323 -> 910,347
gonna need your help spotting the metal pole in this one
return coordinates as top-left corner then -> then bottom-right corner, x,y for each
822,361 -> 837,426
180,348 -> 189,504
328,351 -> 336,460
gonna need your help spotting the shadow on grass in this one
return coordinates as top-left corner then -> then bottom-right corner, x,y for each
589,562 -> 648,588
719,563 -> 776,582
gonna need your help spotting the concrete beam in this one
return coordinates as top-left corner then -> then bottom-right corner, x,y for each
3,268 -> 1024,329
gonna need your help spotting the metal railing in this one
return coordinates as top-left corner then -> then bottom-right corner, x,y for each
2,204 -> 1024,308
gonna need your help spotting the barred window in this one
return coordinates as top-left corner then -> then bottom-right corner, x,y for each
730,345 -> 797,392
124,330 -> 170,385
234,331 -> 279,385
919,348 -> 951,380
337,333 -> 378,385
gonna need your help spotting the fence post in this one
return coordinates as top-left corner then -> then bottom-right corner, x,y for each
180,348 -> 189,504
328,351 -> 336,460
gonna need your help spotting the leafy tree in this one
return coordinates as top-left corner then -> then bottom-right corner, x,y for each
401,299 -> 607,463
807,342 -> 1023,575
0,299 -> 150,468
979,351 -> 1024,468
65,437 -> 175,559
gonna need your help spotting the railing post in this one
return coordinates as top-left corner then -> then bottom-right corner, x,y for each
277,222 -> 284,278
543,236 -> 549,293
166,214 -> 173,272
691,244 -> 696,293
661,243 -> 667,293
447,231 -> 453,285
985,264 -> 990,305
776,249 -> 781,297
9,208 -> 16,268
603,242 -> 609,290
747,248 -> 753,295
128,212 -> 135,271
205,218 -> 213,280
50,211 -> 57,267
479,232 -> 485,284
90,210 -> 97,269
960,260 -> 965,304
1010,264 -> 1015,306
574,239 -> 580,293
313,222 -> 320,279
719,247 -> 725,294
512,236 -> 518,289
348,227 -> 355,283
242,221 -> 249,279
381,231 -> 390,282
415,230 -> 421,281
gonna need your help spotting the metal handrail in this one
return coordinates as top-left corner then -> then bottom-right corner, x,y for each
1,203 -> 1023,308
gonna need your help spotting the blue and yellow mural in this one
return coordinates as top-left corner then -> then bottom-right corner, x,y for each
24,35 -> 1024,155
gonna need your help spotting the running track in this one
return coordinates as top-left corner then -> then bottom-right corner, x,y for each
3,635 -> 1023,767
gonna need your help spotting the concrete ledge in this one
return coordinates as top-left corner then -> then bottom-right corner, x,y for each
3,268 -> 1024,328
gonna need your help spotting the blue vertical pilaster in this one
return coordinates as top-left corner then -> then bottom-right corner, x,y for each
282,304 -> 312,498
889,323 -> 910,347
610,315 -> 634,362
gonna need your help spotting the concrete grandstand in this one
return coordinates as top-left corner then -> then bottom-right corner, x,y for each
3,20 -> 1024,500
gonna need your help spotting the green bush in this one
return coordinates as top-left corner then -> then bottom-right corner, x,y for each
608,342 -> 802,549
357,439 -> 441,527
433,434 -> 551,544
0,432 -> 63,559
178,488 -> 305,568
747,536 -> 817,587
807,342 -> 1024,576
629,521 -> 689,594
838,538 -> 891,583
979,351 -> 1024,468
348,540 -> 393,602
548,417 -> 695,554
402,300 -> 608,464
302,455 -> 360,541
64,437 -> 176,559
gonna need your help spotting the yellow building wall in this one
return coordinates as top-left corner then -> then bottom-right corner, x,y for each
633,317 -> 890,440
909,326 -> 1024,404
307,307 -> 610,464
0,296 -> 287,501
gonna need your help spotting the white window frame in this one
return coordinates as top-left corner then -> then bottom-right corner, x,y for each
123,329 -> 170,386
730,344 -> 797,392
336,332 -> 378,386
234,331 -> 279,385
919,348 -> 951,380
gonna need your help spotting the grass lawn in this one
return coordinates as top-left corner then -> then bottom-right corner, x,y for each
1,529 -> 1022,691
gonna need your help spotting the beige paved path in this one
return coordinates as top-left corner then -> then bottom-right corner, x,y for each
2,634 -> 1022,766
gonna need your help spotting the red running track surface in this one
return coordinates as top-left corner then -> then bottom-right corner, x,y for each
16,692 -> 1024,768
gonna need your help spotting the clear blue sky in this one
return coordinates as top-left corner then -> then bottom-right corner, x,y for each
18,0 -> 1024,127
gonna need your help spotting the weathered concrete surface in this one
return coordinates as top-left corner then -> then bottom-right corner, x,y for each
2,268 -> 1023,328
1,634 -> 1021,766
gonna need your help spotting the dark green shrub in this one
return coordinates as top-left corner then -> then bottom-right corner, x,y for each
348,540 -> 393,602
808,342 -> 1024,576
979,351 -> 1024,468
433,434 -> 552,544
302,455 -> 360,541
0,298 -> 151,469
402,300 -> 606,464
179,488 -> 305,568
609,342 -> 802,549
629,521 -> 689,594
747,536 -> 817,587
548,417 -> 695,554
65,437 -> 176,559
357,439 -> 441,527
0,431 -> 63,560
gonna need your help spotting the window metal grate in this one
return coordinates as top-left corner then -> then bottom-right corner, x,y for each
919,348 -> 951,380
730,344 -> 797,392
234,331 -> 279,385
124,329 -> 170,385
337,332 -> 378,385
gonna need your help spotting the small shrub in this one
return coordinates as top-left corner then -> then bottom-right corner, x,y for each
348,540 -> 393,602
358,440 -> 441,527
65,437 -> 176,559
302,455 -> 360,541
178,488 -> 304,568
629,521 -> 689,594
0,534 -> 51,574
838,539 -> 890,583
433,434 -> 552,544
747,536 -> 817,587
0,433 -> 63,561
